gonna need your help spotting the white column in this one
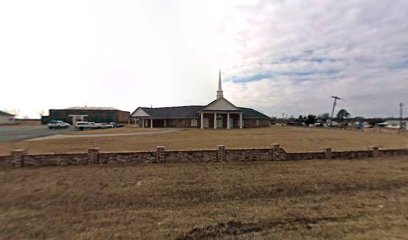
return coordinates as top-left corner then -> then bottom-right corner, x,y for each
164,120 -> 167,128
214,113 -> 217,129
227,113 -> 230,129
150,119 -> 153,128
200,113 -> 204,129
240,113 -> 243,129
142,119 -> 145,128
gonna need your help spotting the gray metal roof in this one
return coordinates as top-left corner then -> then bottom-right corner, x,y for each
136,105 -> 271,120
238,107 -> 271,119
141,106 -> 204,119
65,107 -> 120,111
0,110 -> 14,117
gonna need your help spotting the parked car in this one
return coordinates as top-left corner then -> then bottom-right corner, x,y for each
47,120 -> 70,129
75,121 -> 102,130
109,122 -> 124,128
100,123 -> 114,128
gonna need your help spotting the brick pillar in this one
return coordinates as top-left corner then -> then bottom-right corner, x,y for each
372,146 -> 380,157
156,146 -> 165,163
11,149 -> 26,168
88,148 -> 100,164
324,148 -> 332,159
217,145 -> 226,162
271,143 -> 280,161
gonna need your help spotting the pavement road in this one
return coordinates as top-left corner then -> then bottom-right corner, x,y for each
27,128 -> 183,141
0,125 -> 74,142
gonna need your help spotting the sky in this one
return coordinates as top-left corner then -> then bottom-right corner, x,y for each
0,0 -> 407,118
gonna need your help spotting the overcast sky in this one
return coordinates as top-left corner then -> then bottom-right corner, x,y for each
1,0 -> 407,118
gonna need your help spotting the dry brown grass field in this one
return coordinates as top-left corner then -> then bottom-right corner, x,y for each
1,156 -> 407,239
0,126 -> 407,154
65,127 -> 164,135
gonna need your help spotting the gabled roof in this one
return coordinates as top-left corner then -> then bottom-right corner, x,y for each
132,106 -> 205,119
66,107 -> 120,111
238,107 -> 271,120
131,107 -> 151,117
131,105 -> 271,120
0,110 -> 14,117
202,97 -> 241,112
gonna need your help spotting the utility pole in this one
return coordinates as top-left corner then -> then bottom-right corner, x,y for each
400,102 -> 404,132
330,96 -> 341,126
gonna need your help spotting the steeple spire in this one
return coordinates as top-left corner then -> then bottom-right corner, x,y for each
216,70 -> 223,99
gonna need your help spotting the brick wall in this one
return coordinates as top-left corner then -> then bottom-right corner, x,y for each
244,119 -> 271,128
0,154 -> 12,167
165,149 -> 217,163
0,151 -> 88,167
226,148 -> 271,161
99,151 -> 156,164
286,152 -> 326,160
168,119 -> 191,128
116,110 -> 131,124
1,145 -> 407,168
48,109 -> 130,124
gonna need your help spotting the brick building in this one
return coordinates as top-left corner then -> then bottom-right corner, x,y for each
44,107 -> 130,125
131,72 -> 271,129
0,110 -> 15,125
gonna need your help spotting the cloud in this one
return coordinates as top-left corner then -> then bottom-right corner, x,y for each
220,0 -> 408,117
0,0 -> 407,118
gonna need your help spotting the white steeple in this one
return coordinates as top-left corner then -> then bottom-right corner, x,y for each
216,70 -> 224,99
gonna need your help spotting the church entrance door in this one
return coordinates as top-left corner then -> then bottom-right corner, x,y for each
217,118 -> 223,128
204,118 -> 209,128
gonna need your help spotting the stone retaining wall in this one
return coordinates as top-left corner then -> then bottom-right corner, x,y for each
286,151 -> 326,161
0,145 -> 407,168
99,151 -> 156,164
165,149 -> 217,163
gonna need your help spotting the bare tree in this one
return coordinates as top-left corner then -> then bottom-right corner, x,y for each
37,110 -> 46,117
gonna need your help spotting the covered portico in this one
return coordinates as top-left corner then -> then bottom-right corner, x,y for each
136,117 -> 154,128
199,111 -> 243,129
199,97 -> 243,129
130,108 -> 153,128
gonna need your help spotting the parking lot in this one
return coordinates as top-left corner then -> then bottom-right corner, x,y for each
0,125 -> 74,142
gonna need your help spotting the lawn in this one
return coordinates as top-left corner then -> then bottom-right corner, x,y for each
0,156 -> 407,239
65,126 -> 164,135
0,126 -> 407,154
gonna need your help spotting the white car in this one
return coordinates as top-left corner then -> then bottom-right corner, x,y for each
100,123 -> 114,128
47,120 -> 70,129
75,121 -> 102,130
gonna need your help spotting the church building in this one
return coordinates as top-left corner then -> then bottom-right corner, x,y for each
130,72 -> 271,129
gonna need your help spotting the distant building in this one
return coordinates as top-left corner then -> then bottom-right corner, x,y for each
131,72 -> 271,128
44,107 -> 130,125
0,110 -> 15,125
379,120 -> 408,130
